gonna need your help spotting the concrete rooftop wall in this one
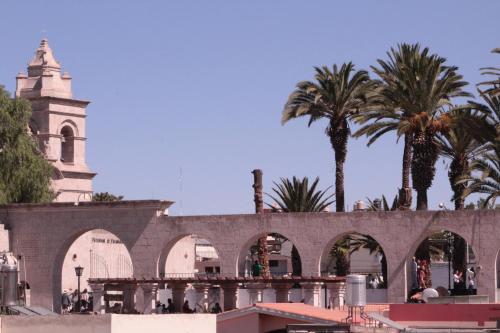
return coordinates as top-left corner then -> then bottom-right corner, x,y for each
0,314 -> 215,333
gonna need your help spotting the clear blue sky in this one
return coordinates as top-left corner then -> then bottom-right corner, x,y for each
1,1 -> 498,215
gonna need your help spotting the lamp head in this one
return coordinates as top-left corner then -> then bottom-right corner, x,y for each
74,265 -> 84,277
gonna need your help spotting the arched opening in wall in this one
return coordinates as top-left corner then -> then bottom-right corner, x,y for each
158,235 -> 220,278
60,229 -> 133,313
156,235 -> 221,313
235,233 -> 304,307
237,233 -> 302,278
320,232 -> 388,304
60,125 -> 74,163
410,230 -> 476,300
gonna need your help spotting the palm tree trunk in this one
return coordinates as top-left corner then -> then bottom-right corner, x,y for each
257,236 -> 270,277
335,151 -> 346,212
449,158 -> 467,210
252,169 -> 270,277
416,191 -> 428,210
402,134 -> 412,189
329,119 -> 348,213
398,134 -> 413,210
412,131 -> 438,211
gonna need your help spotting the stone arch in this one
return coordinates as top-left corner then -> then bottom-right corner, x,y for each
236,232 -> 304,277
57,119 -> 79,137
407,228 -> 478,294
60,125 -> 75,163
156,233 -> 221,277
319,231 -> 390,287
52,228 -> 134,312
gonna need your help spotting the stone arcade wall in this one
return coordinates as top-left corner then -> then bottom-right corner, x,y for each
0,200 -> 498,312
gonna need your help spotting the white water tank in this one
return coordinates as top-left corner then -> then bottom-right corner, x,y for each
353,200 -> 367,211
345,274 -> 366,307
0,252 -> 19,306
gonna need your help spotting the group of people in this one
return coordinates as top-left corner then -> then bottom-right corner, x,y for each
154,299 -> 222,314
411,257 -> 430,290
453,267 -> 476,291
61,288 -> 91,313
411,256 -> 477,293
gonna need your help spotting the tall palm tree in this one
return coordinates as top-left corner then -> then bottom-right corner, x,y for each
436,109 -> 486,210
266,176 -> 334,275
463,149 -> 499,206
267,176 -> 335,212
282,63 -> 377,212
355,43 -> 470,210
459,84 -> 500,206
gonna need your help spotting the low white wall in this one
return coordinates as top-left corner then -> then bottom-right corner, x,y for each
0,314 -> 216,333
111,314 -> 215,333
0,314 -> 110,333
0,225 -> 9,252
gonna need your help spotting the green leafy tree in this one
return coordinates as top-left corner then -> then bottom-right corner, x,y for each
329,239 -> 350,277
0,86 -> 53,204
266,176 -> 334,276
355,43 -> 470,210
282,63 -> 377,212
92,192 -> 124,202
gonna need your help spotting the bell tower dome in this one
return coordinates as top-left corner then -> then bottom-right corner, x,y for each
16,39 -> 96,202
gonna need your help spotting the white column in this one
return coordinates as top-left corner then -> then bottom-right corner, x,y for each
170,283 -> 187,313
221,283 -> 239,311
326,282 -> 346,309
88,283 -> 104,314
246,283 -> 266,305
140,284 -> 158,314
193,283 -> 210,313
273,283 -> 293,303
122,284 -> 137,313
301,282 -> 322,307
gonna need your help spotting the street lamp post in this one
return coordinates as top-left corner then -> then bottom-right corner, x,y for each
447,234 -> 453,294
75,266 -> 84,312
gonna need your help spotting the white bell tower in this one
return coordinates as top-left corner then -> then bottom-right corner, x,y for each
16,39 -> 96,202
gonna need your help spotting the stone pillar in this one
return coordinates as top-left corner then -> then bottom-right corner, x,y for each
273,283 -> 293,303
88,283 -> 105,314
246,283 -> 266,305
301,282 -> 322,307
326,282 -> 346,309
122,284 -> 137,313
387,257 -> 407,304
170,283 -> 187,313
140,284 -> 158,314
193,283 -> 211,313
221,283 -> 239,311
